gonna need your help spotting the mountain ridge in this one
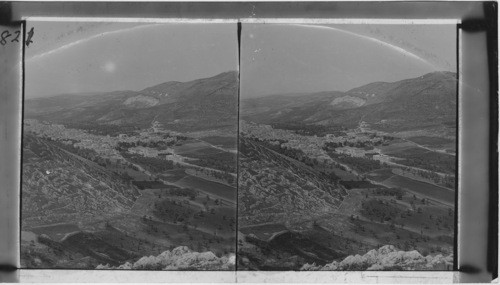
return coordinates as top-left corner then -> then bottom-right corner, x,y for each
25,71 -> 239,132
242,71 -> 457,134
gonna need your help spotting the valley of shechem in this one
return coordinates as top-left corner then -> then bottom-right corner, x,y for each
22,22 -> 456,271
22,72 -> 239,270
237,72 -> 456,270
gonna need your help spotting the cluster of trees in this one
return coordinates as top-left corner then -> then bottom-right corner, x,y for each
360,199 -> 402,223
191,167 -> 235,185
371,188 -> 405,199
187,152 -> 237,174
165,187 -> 199,200
413,169 -> 455,188
132,180 -> 166,190
390,150 -> 456,175
154,198 -> 194,223
116,140 -> 174,151
324,140 -> 380,151
327,152 -> 383,174
271,123 -> 346,137
64,123 -> 139,137
121,152 -> 176,173
361,197 -> 454,236
162,133 -> 188,141
210,170 -> 235,185
324,135 -> 395,151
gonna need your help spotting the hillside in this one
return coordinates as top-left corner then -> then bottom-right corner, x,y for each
25,71 -> 238,132
242,72 -> 457,134
22,127 -> 237,269
22,133 -> 141,228
238,136 -> 347,227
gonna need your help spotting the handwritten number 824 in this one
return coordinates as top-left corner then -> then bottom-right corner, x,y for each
0,27 -> 34,46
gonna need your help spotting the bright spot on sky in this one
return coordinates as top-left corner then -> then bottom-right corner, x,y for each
103,61 -> 116,73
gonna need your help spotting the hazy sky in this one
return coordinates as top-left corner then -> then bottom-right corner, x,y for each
240,24 -> 457,98
26,22 -> 456,99
26,22 -> 238,98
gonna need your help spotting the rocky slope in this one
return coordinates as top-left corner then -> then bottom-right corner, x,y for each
96,246 -> 235,270
301,245 -> 453,271
22,133 -> 140,228
238,137 -> 347,226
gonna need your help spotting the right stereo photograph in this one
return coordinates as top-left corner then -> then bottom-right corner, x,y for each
237,23 -> 457,271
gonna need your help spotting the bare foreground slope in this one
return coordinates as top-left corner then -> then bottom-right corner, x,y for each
21,72 -> 238,269
237,72 -> 456,270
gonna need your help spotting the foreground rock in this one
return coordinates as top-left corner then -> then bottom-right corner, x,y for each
96,246 -> 235,270
301,245 -> 453,271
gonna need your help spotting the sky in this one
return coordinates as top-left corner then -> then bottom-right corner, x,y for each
240,23 -> 457,98
25,22 -> 238,98
25,22 -> 456,99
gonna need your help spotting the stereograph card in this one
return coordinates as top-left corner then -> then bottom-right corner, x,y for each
0,1 -> 497,283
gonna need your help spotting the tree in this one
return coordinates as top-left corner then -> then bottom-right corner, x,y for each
390,223 -> 396,231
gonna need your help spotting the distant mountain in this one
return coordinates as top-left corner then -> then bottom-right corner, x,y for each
25,71 -> 238,132
242,72 -> 457,134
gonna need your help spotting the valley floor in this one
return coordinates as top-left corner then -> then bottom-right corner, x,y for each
237,122 -> 455,270
21,120 -> 237,269
20,119 -> 455,271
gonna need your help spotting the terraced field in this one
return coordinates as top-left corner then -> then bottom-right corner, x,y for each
176,175 -> 236,202
380,174 -> 455,206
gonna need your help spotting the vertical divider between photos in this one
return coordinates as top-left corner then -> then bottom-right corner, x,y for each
20,19 -> 26,272
235,21 -> 242,272
453,23 -> 459,273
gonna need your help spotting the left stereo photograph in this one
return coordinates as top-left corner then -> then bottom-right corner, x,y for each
21,21 -> 238,270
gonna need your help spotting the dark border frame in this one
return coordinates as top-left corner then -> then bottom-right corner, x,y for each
0,1 -> 496,282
